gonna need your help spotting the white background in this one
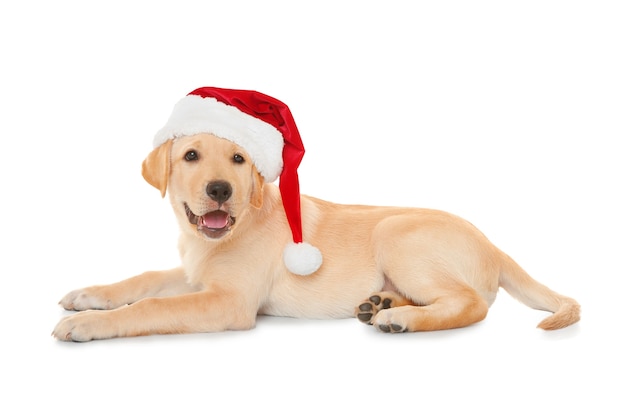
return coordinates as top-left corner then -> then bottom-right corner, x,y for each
1,1 -> 624,409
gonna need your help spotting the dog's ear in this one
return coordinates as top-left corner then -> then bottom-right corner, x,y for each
250,168 -> 265,209
141,139 -> 172,198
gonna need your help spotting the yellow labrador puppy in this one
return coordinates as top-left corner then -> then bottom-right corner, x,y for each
53,87 -> 580,341
53,130 -> 580,341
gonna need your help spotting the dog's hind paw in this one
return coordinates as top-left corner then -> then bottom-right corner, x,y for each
355,291 -> 414,332
356,294 -> 392,324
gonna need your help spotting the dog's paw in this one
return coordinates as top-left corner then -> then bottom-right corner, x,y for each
371,306 -> 415,333
58,286 -> 115,311
356,294 -> 393,324
356,292 -> 413,333
52,311 -> 113,342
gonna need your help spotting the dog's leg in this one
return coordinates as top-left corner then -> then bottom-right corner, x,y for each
52,288 -> 257,341
58,267 -> 197,311
371,295 -> 489,333
366,277 -> 489,333
365,214 -> 495,332
356,286 -> 488,333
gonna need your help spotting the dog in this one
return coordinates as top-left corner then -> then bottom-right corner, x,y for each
53,132 -> 580,341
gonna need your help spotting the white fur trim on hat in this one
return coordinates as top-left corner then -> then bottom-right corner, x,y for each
283,242 -> 323,275
153,95 -> 284,182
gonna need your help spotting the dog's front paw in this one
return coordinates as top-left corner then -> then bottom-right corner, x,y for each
52,311 -> 114,342
58,286 -> 116,311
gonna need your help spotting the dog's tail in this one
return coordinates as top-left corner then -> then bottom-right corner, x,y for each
498,252 -> 580,330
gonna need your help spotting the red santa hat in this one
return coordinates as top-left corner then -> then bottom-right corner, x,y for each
153,87 -> 322,276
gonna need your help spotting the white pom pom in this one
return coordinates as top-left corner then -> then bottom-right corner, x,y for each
283,242 -> 323,275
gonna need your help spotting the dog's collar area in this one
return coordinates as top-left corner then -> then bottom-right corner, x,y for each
184,203 -> 235,239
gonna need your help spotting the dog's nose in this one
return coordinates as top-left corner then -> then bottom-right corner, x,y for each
206,180 -> 232,204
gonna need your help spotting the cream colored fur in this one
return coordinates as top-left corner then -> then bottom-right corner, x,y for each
53,133 -> 580,341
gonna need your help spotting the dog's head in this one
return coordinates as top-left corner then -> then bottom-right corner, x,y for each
142,133 -> 265,241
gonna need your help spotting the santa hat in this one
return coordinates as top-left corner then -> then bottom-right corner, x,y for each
153,87 -> 322,276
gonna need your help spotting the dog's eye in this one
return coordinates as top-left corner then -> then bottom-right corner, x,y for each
233,154 -> 245,164
184,150 -> 198,161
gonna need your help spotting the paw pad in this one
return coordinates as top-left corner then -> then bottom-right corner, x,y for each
356,292 -> 410,333
356,294 -> 394,324
377,323 -> 406,333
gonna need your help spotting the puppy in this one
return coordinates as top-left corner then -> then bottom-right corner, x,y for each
53,132 -> 580,341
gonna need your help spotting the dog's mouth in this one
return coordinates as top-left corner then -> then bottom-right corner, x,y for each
184,203 -> 236,239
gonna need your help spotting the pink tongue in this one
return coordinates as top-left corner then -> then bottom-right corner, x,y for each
199,211 -> 229,229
